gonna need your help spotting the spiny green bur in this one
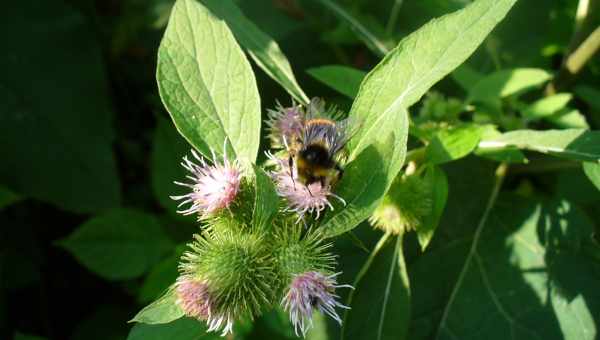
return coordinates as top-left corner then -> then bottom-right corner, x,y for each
182,231 -> 276,319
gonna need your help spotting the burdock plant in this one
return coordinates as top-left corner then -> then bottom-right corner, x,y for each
131,0 -> 517,338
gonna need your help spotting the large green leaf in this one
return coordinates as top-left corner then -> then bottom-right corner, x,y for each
322,131 -> 405,238
128,317 -> 219,340
151,116 -> 192,215
348,0 -> 517,161
430,198 -> 600,340
468,68 -> 552,103
522,93 -> 572,121
157,0 -> 261,162
343,234 -> 410,340
58,209 -> 174,280
199,0 -> 309,104
0,0 -> 120,213
306,65 -> 366,99
479,129 -> 600,162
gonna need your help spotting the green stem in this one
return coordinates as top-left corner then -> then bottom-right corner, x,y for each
385,0 -> 404,35
436,163 -> 508,337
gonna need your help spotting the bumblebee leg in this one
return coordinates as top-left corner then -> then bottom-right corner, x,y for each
288,156 -> 296,190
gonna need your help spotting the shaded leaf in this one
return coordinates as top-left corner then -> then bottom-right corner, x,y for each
252,166 -> 280,232
200,0 -> 309,104
138,245 -> 186,303
0,0 -> 120,213
157,0 -> 260,162
575,85 -> 600,111
432,198 -> 600,340
451,64 -> 484,92
13,333 -> 47,340
0,186 -> 21,210
474,125 -> 528,163
417,165 -> 448,250
151,116 -> 192,215
479,129 -> 600,162
583,162 -> 600,192
343,234 -> 410,340
306,65 -> 366,99
314,0 -> 390,57
425,124 -> 483,165
468,68 -> 552,103
58,209 -> 174,280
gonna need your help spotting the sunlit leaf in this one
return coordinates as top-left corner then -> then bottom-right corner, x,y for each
523,93 -> 572,120
200,0 -> 309,104
131,289 -> 184,325
157,0 -> 260,162
127,317 -> 219,340
468,68 -> 552,103
583,162 -> 600,192
425,124 -> 483,165
479,129 -> 600,162
306,65 -> 366,99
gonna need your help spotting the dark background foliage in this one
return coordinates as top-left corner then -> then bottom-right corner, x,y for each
2,0 -> 599,339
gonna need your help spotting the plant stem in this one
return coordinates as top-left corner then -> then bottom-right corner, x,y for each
436,162 -> 508,338
386,0 -> 404,35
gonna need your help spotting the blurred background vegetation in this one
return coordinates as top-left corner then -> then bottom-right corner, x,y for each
2,0 -> 599,339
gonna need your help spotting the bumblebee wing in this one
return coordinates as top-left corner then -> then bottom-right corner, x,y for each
329,117 -> 361,156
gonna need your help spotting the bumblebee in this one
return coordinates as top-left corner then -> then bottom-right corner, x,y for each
287,101 -> 354,187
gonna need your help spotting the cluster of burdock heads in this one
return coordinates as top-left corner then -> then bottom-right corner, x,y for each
170,99 -> 353,337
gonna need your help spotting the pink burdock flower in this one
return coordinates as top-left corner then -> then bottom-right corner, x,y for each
282,271 -> 352,337
175,276 -> 234,336
171,148 -> 242,218
267,152 -> 345,221
175,276 -> 213,321
266,103 -> 304,149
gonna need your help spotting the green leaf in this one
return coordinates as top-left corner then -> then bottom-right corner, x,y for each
199,0 -> 309,104
474,125 -> 528,163
0,0 -> 121,213
522,93 -> 572,121
583,162 -> 600,191
548,108 -> 589,129
306,65 -> 366,99
479,129 -> 600,162
58,209 -> 174,280
157,0 -> 261,162
468,68 -> 552,103
127,317 -> 219,340
451,64 -> 484,92
314,0 -> 390,57
343,234 -> 410,340
432,198 -> 600,340
131,289 -> 184,325
425,124 -> 483,165
574,85 -> 600,111
348,0 -> 516,161
0,186 -> 21,210
151,116 -> 193,215
417,165 -> 448,250
252,166 -> 280,232
322,132 -> 405,238
13,333 -> 47,340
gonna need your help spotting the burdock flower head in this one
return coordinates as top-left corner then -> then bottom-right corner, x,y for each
174,276 -> 234,335
267,152 -> 345,221
266,102 -> 304,149
171,147 -> 242,218
282,271 -> 352,337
